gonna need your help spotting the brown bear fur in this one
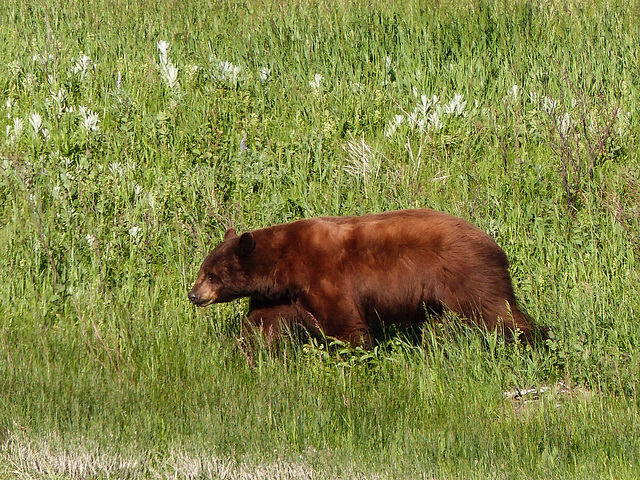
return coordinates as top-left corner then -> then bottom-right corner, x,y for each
188,209 -> 547,346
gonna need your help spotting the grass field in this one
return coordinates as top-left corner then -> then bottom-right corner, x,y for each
1,0 -> 640,478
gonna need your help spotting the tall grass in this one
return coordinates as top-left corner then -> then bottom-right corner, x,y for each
1,0 -> 640,478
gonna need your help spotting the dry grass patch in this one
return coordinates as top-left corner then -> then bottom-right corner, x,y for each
1,432 -> 320,480
503,381 -> 597,418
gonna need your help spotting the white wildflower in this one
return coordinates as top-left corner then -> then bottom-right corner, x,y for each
428,110 -> 442,131
157,40 -> 180,92
511,85 -> 519,101
78,106 -> 100,132
444,93 -> 466,116
259,66 -> 271,84
129,225 -> 141,239
309,73 -> 324,90
415,95 -> 432,116
164,64 -> 179,90
29,113 -> 43,133
6,117 -> 23,145
219,60 -> 241,86
51,88 -> 66,106
408,110 -> 420,126
384,114 -> 405,138
109,162 -> 124,176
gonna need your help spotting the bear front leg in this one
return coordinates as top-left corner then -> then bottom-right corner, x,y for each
478,299 -> 547,345
243,300 -> 303,348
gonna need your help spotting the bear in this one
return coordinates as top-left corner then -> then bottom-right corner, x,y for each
188,209 -> 548,347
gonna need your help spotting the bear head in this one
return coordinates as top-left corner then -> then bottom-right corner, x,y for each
188,228 -> 256,307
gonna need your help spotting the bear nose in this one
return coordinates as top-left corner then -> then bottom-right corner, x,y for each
188,291 -> 199,303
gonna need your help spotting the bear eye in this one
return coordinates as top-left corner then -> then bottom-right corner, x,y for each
207,272 -> 217,282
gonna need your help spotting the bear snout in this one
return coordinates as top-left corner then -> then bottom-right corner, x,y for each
188,285 -> 218,306
188,290 -> 200,304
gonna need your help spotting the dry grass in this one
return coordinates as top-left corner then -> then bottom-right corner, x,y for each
2,432 -> 320,480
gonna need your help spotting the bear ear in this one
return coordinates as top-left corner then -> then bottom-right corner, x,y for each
238,232 -> 256,256
224,228 -> 238,240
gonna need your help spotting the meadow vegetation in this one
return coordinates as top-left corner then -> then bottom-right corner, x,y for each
1,0 -> 640,477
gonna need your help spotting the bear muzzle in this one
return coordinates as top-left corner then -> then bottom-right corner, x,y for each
188,288 -> 217,307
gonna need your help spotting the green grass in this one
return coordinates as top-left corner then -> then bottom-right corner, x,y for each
1,0 -> 640,477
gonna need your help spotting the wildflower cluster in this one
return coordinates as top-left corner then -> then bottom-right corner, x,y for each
385,92 -> 467,137
5,93 -> 100,148
206,55 -> 243,89
3,46 -> 104,152
78,106 -> 100,133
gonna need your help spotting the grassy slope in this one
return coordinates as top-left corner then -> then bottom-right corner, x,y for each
1,0 -> 639,478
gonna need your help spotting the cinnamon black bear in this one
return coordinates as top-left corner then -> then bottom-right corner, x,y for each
188,209 -> 547,346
